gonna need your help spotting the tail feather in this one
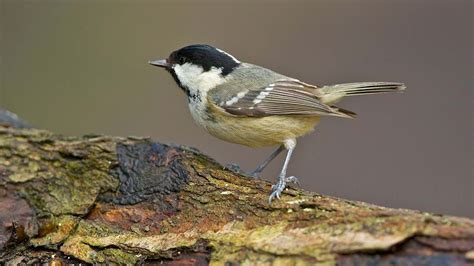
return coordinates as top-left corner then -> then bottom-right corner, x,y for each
331,106 -> 357,119
319,82 -> 406,104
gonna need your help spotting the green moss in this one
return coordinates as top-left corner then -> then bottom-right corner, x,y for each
3,131 -> 119,216
30,215 -> 79,247
2,128 -> 474,265
101,248 -> 139,265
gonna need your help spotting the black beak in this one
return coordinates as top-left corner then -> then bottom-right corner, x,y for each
148,59 -> 170,68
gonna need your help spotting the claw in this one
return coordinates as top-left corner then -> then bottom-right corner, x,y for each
268,190 -> 280,204
268,175 -> 301,203
268,178 -> 287,204
268,144 -> 296,204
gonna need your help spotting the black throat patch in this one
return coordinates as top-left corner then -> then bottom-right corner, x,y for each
167,68 -> 191,97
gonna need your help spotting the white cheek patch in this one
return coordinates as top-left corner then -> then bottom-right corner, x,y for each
173,63 -> 203,89
173,63 -> 226,96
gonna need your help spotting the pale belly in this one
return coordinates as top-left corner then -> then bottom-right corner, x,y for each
189,103 -> 320,148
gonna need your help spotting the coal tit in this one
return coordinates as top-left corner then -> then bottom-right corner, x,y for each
149,44 -> 405,203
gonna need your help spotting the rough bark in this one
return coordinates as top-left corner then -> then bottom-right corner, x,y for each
0,111 -> 473,265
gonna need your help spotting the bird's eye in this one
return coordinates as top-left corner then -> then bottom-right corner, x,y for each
179,57 -> 186,64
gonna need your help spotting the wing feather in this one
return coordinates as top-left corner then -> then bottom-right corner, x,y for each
209,79 -> 354,118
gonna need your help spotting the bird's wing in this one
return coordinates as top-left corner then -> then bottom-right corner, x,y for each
208,79 -> 355,118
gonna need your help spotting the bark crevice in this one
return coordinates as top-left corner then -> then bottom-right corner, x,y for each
0,109 -> 473,265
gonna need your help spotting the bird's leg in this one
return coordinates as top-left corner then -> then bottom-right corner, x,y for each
249,145 -> 285,178
269,142 -> 296,203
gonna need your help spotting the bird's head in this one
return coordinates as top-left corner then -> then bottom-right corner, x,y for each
149,44 -> 240,95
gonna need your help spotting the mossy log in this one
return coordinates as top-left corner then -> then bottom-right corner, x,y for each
0,112 -> 473,265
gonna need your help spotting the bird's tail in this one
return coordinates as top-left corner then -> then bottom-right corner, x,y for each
318,82 -> 406,104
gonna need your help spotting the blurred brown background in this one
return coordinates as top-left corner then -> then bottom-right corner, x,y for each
1,0 -> 472,217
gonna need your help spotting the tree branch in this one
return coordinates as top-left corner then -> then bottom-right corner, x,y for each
0,109 -> 473,265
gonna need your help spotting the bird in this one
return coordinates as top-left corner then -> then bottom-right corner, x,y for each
149,44 -> 405,203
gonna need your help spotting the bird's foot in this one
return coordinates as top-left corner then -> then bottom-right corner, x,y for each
268,176 -> 299,204
269,178 -> 286,203
224,163 -> 244,174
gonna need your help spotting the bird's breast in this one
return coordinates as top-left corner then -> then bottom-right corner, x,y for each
188,92 -> 217,129
188,101 -> 320,147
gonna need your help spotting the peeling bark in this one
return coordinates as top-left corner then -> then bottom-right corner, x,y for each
0,111 -> 473,265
